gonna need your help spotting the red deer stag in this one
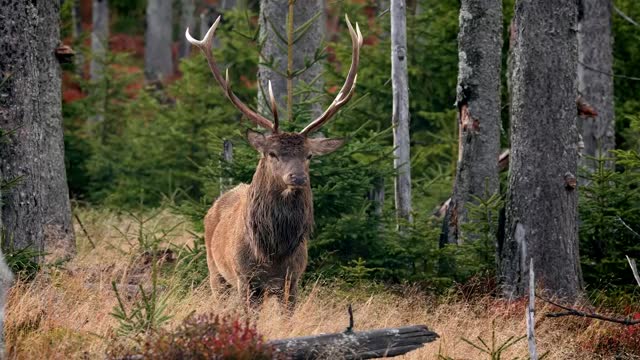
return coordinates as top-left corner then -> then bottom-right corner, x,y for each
186,15 -> 362,306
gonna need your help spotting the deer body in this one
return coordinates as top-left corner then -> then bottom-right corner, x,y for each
204,183 -> 310,303
186,15 -> 362,305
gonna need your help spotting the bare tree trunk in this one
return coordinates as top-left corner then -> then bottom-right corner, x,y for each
0,1 -> 76,258
445,0 -> 502,244
578,0 -> 615,169
391,0 -> 412,226
145,0 -> 174,82
90,0 -> 109,81
178,0 -> 195,60
221,0 -> 238,10
257,0 -> 325,122
500,0 -> 583,300
90,0 -> 108,124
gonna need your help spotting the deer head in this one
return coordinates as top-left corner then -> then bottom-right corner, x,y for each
185,15 -> 363,190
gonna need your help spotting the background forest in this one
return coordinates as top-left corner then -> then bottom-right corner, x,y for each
1,0 -> 640,358
60,0 -> 640,294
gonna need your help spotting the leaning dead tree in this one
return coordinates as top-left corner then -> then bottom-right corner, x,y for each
269,325 -> 439,359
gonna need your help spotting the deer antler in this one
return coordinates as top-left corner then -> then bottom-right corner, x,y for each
186,16 -> 277,132
299,15 -> 363,136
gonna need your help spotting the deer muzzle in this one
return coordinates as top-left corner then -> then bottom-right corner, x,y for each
286,173 -> 308,187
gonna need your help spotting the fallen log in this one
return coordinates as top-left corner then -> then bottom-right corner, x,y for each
268,325 -> 439,359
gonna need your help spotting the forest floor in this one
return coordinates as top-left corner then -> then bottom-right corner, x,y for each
4,209 -> 639,359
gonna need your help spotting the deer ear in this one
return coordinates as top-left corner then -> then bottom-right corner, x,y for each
308,138 -> 345,156
246,129 -> 267,152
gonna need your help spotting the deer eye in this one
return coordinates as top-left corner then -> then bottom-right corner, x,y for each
268,152 -> 278,159
306,154 -> 312,160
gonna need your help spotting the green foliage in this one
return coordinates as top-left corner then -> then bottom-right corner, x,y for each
437,320 -> 547,360
110,263 -> 172,337
107,314 -> 272,360
579,149 -> 640,295
437,191 -> 503,285
0,231 -> 41,282
115,210 -> 183,254
58,0 -> 640,295
171,234 -> 209,290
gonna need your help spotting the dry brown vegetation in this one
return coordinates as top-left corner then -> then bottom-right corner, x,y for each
4,209 -> 637,359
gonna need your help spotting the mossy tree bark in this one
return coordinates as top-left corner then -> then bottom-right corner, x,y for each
0,0 -> 76,258
445,0 -> 502,244
499,0 -> 583,300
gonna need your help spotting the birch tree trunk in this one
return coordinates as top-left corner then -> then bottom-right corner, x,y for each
391,0 -> 412,225
178,0 -> 195,60
145,0 -> 174,82
578,0 -> 615,169
0,0 -> 76,258
500,0 -> 583,300
90,0 -> 109,81
445,0 -> 502,244
257,0 -> 325,122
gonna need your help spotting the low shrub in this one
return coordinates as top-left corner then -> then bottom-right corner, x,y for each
107,314 -> 273,360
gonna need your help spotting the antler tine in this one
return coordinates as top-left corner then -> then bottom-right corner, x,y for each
186,16 -> 276,132
268,80 -> 279,132
300,15 -> 363,136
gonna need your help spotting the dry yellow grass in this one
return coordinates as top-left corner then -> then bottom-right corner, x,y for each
3,209 -> 633,359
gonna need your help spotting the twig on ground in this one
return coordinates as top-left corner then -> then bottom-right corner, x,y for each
74,213 -> 96,249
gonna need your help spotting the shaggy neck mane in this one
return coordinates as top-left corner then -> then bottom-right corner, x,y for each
246,160 -> 313,263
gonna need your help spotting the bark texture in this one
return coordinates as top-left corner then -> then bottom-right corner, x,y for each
145,0 -> 174,82
257,0 -> 325,122
391,0 -> 413,225
500,0 -> 583,300
178,0 -> 195,59
90,0 -> 109,81
577,0 -> 615,169
446,0 -> 502,244
0,0 -> 76,256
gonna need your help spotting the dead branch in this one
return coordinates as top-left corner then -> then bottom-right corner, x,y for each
538,295 -> 640,326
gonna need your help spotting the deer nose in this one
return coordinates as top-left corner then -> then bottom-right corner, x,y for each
288,173 -> 307,186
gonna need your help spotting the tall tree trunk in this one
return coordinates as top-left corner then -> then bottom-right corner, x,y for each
90,0 -> 108,124
221,0 -> 238,10
145,0 -> 174,82
90,0 -> 109,81
0,1 -> 76,258
445,0 -> 502,244
578,0 -> 615,169
257,0 -> 325,123
178,0 -> 195,60
500,0 -> 583,300
391,0 -> 412,226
